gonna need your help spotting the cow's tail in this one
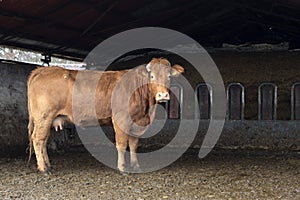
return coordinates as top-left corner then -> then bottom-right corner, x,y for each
27,90 -> 34,165
27,115 -> 34,165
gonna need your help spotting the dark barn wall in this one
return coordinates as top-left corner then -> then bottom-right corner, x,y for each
112,51 -> 300,120
210,51 -> 300,120
0,62 -> 36,155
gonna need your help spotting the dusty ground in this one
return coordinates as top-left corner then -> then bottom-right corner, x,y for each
1,151 -> 300,200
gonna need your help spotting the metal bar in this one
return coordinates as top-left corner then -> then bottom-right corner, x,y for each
195,83 -> 212,119
258,83 -> 277,120
168,84 -> 183,119
227,83 -> 245,120
291,83 -> 300,120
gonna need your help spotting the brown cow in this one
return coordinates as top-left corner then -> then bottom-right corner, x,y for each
27,58 -> 184,174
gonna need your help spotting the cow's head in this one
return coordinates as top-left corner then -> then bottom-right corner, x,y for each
142,58 -> 184,103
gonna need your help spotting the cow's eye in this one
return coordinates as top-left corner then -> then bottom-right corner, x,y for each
168,74 -> 171,80
150,74 -> 155,80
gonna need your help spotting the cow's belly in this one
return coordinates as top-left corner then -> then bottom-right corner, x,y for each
98,117 -> 113,126
73,115 -> 112,127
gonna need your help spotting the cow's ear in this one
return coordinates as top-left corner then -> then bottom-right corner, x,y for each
136,65 -> 149,77
171,64 -> 184,77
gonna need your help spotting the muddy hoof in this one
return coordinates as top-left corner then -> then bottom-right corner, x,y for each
47,166 -> 53,172
40,168 -> 52,176
131,167 -> 142,173
119,170 -> 129,176
127,164 -> 142,173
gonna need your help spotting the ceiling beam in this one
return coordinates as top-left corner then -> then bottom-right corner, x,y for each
38,0 -> 74,18
0,10 -> 83,34
91,1 -> 201,36
233,1 -> 300,24
180,6 -> 237,33
80,0 -> 120,37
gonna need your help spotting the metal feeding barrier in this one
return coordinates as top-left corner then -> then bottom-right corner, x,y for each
65,82 -> 300,151
155,84 -> 183,120
195,83 -> 212,119
167,84 -> 183,119
291,83 -> 300,120
227,83 -> 245,120
258,83 -> 277,120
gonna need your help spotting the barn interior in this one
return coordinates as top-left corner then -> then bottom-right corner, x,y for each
1,1 -> 300,199
0,0 -> 300,154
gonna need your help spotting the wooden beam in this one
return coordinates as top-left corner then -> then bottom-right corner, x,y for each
91,1 -> 200,36
39,0 -> 74,18
180,6 -> 237,33
80,1 -> 120,37
233,1 -> 300,24
0,10 -> 83,34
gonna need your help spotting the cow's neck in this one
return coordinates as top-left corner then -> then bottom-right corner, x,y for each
139,83 -> 157,123
139,83 -> 156,110
127,73 -> 157,122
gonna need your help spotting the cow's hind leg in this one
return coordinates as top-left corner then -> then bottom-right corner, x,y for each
129,136 -> 141,173
31,120 -> 52,174
43,134 -> 51,170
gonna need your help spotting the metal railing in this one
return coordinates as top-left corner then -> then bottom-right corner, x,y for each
165,82 -> 300,120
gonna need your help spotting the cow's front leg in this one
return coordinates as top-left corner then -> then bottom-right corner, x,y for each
112,119 -> 129,173
116,134 -> 128,173
129,136 -> 141,173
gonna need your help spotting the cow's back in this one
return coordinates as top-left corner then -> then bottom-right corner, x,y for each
27,66 -> 128,126
27,67 -> 77,121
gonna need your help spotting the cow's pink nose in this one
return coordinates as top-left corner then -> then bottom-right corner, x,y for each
156,92 -> 170,102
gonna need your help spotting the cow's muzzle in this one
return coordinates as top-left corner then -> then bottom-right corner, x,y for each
155,92 -> 170,102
